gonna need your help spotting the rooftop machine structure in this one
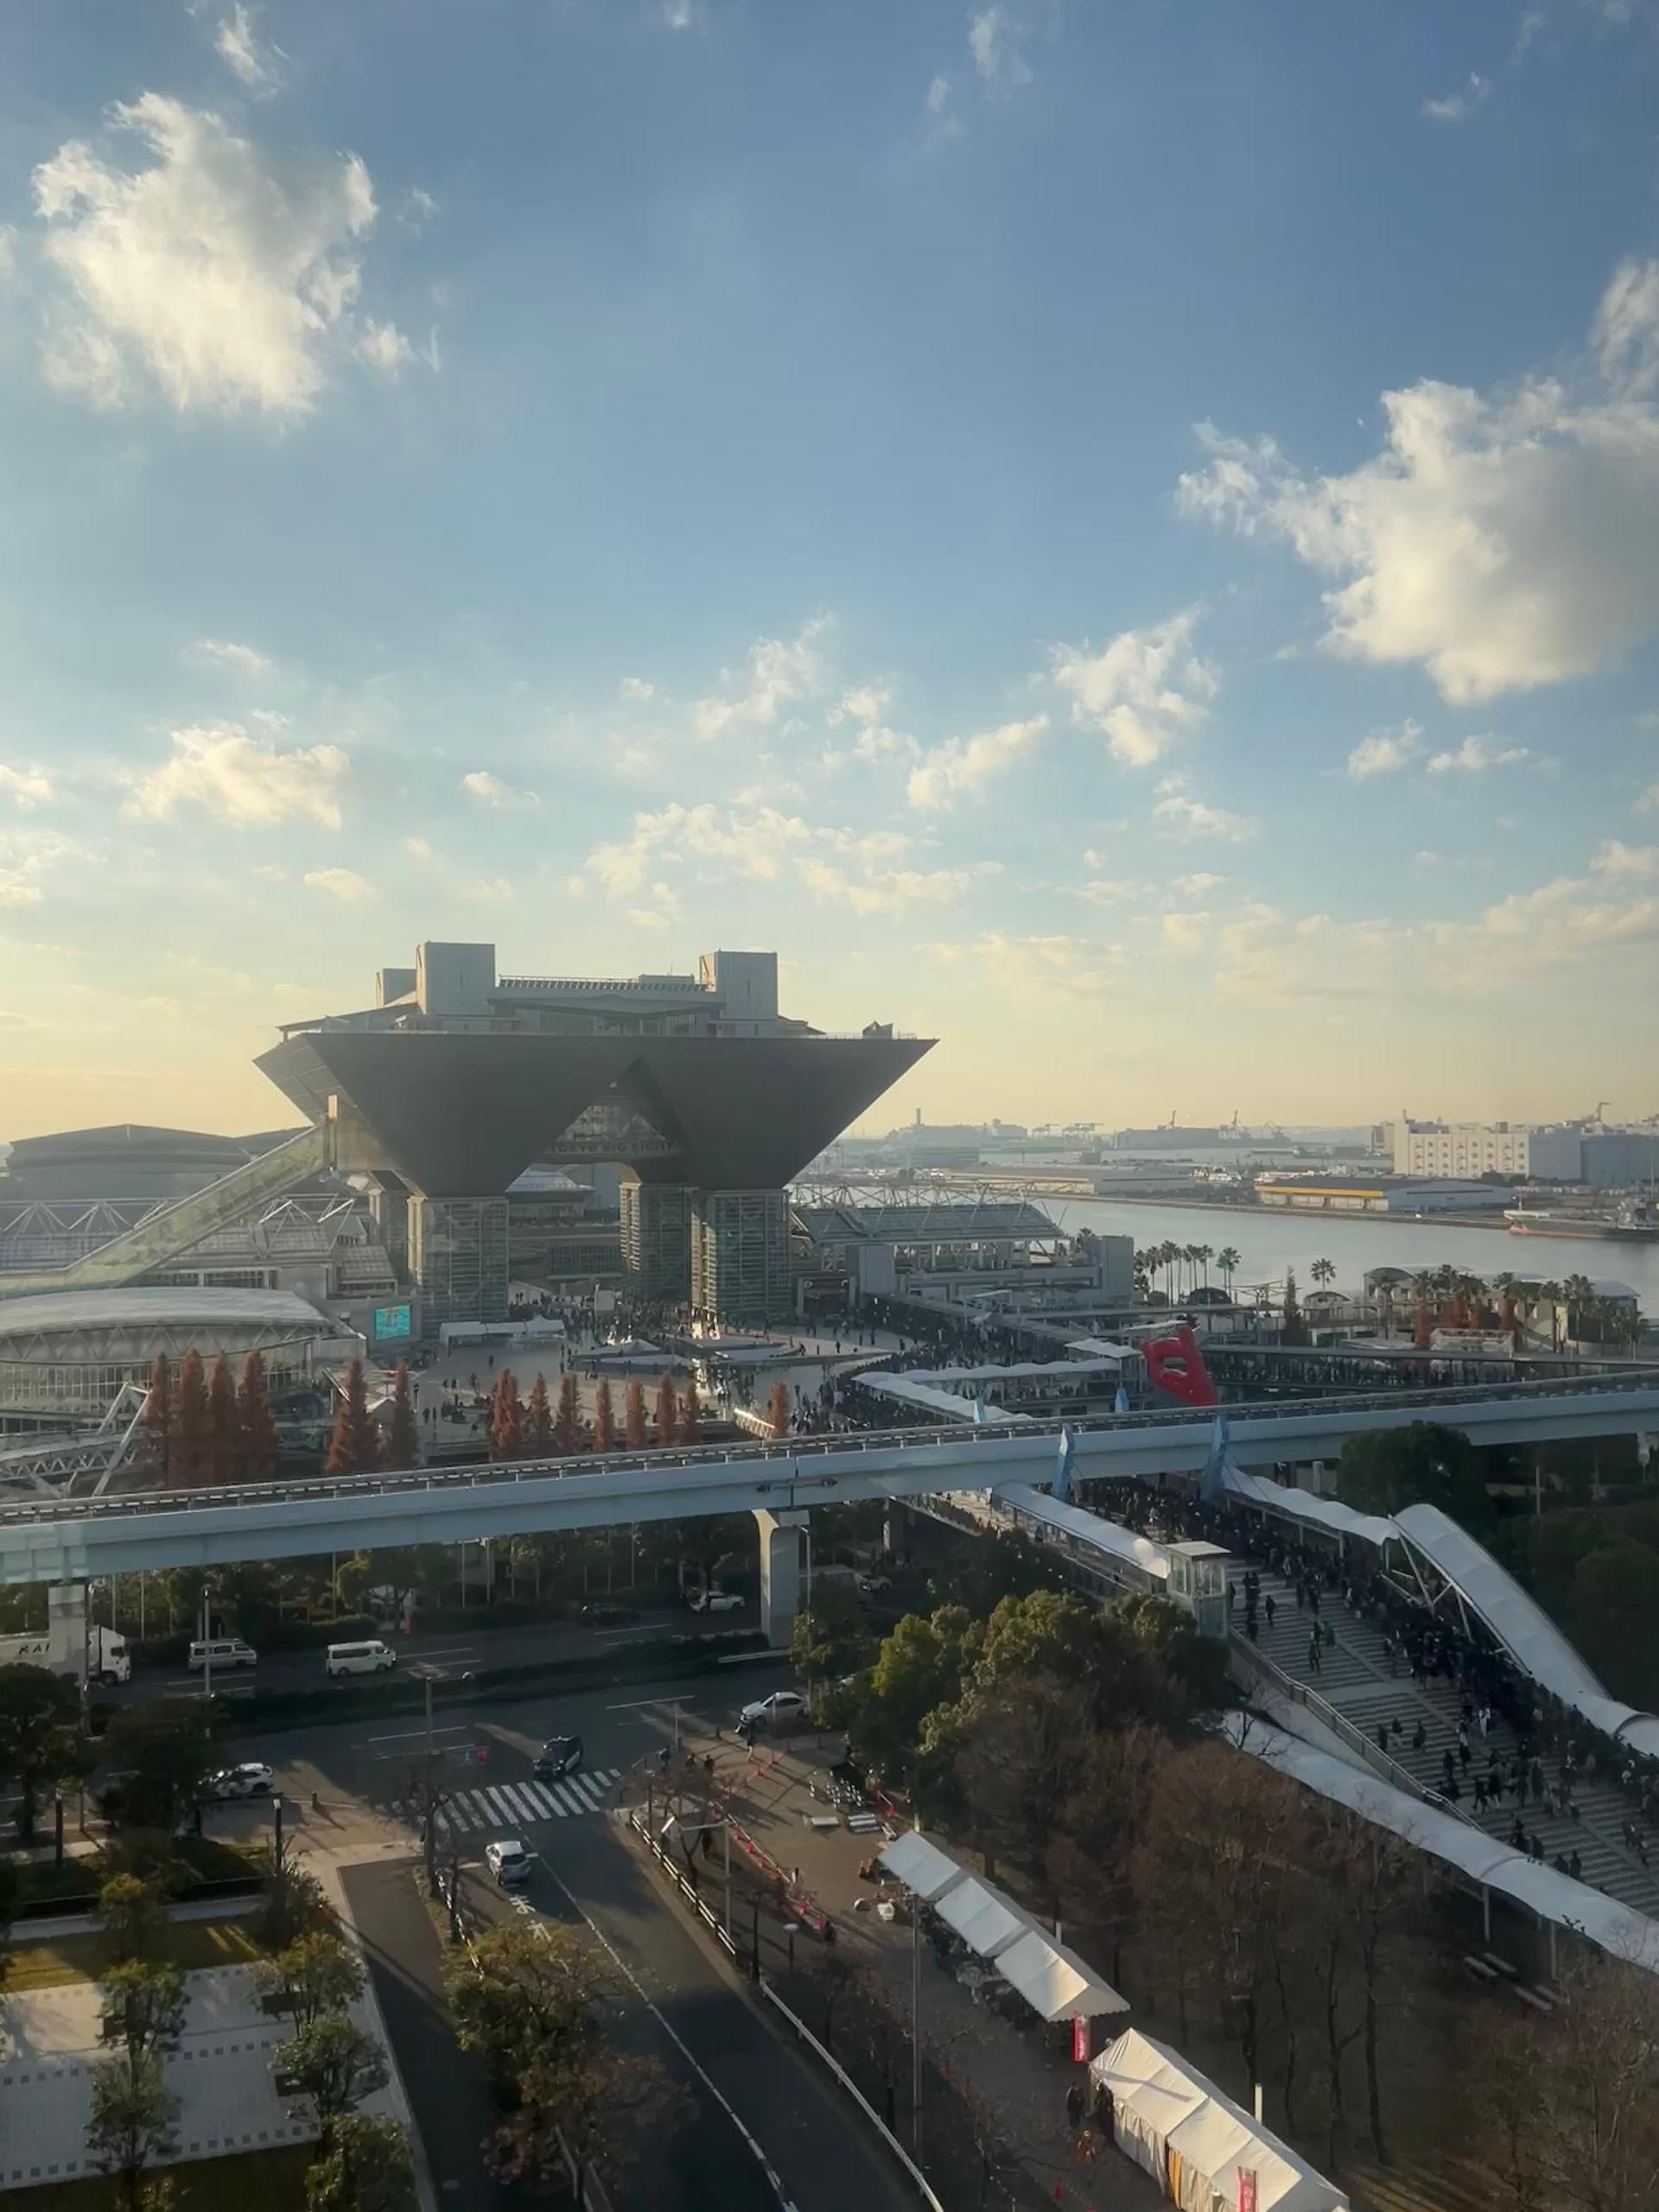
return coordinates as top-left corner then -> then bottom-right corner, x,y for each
257,941 -> 931,1325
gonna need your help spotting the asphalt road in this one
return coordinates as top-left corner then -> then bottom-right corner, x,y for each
110,1600 -> 756,1706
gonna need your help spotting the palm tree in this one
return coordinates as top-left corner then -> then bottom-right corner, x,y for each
1561,1274 -> 1596,1346
1193,1244 -> 1214,1292
1310,1257 -> 1336,1291
1216,1247 -> 1241,1299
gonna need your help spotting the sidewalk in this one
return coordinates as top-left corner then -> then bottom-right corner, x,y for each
665,1723 -> 1166,2212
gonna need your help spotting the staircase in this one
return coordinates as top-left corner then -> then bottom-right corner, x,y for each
1232,1563 -> 1659,1921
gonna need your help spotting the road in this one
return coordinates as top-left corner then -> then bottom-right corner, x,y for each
108,1599 -> 757,1706
273,1671 -> 911,2212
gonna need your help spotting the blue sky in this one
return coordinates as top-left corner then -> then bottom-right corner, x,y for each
3,0 -> 1658,1138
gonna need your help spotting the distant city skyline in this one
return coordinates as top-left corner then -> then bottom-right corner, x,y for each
3,2 -> 1658,1136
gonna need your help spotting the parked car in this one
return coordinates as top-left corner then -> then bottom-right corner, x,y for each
200,1762 -> 274,1801
739,1689 -> 806,1732
534,1735 -> 583,1780
855,1572 -> 892,1596
485,1839 -> 532,1886
690,1588 -> 744,1614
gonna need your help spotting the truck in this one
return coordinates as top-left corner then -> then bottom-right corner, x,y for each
0,1623 -> 131,1686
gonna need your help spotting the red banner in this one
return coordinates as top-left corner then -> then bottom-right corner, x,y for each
1238,2170 -> 1258,2212
1072,2015 -> 1091,2064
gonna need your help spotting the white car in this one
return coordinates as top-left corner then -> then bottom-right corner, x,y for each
485,1839 -> 532,1886
855,1572 -> 892,1596
691,1589 -> 744,1614
200,1763 -> 274,1802
739,1690 -> 806,1732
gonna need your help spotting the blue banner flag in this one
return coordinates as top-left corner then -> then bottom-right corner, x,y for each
1054,1424 -> 1076,1502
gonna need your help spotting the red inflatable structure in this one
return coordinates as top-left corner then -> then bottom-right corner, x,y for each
1139,1321 -> 1218,1408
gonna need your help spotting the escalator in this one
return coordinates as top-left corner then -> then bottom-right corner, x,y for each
0,1123 -> 331,1298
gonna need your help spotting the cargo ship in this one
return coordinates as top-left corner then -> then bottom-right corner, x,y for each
1504,1203 -> 1659,1241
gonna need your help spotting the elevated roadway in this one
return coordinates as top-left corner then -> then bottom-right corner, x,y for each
2,1370 -> 1657,1585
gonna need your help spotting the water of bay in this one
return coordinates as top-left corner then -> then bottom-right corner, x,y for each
1046,1194 -> 1659,1316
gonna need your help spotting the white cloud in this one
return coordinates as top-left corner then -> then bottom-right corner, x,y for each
1152,778 -> 1256,843
467,876 -> 515,905
1591,838 -> 1659,878
1638,782 -> 1659,815
302,866 -> 377,905
214,4 -> 283,91
460,771 -> 539,809
0,828 -> 83,910
0,876 -> 43,911
572,800 -> 993,922
832,682 -> 893,727
1160,910 -> 1212,952
921,73 -> 965,148
1425,734 -> 1529,774
124,721 -> 349,829
353,320 -> 415,377
932,931 -> 1127,1006
33,93 -> 378,416
0,227 -> 16,283
906,714 -> 1049,808
1052,608 -> 1217,768
691,617 -> 830,741
1347,719 -> 1424,779
969,6 -> 1033,89
188,637 -> 273,677
1422,73 -> 1491,122
1177,259 -> 1659,703
404,836 -> 435,862
0,765 -> 56,810
619,677 -> 656,702
1171,872 -> 1226,896
1074,878 -> 1142,906
399,187 -> 437,230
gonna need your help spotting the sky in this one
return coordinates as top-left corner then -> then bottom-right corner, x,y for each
3,0 -> 1659,1141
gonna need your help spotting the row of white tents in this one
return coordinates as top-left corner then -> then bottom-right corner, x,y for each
879,1831 -> 1349,2212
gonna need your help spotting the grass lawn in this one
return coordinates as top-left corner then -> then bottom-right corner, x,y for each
8,1915 -> 269,1989
10,2145 -> 311,2209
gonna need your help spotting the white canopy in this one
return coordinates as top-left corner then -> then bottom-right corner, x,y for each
993,1927 -> 1128,2021
934,1873 -> 1038,1959
852,1372 -> 1035,1424
996,1483 -> 1171,1584
899,1357 -> 1125,1384
877,1830 -> 969,1904
1223,1467 -> 1396,1551
1092,2029 -> 1349,2212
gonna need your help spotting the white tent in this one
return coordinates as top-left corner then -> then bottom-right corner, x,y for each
992,1927 -> 1128,2021
933,1873 -> 1039,1959
877,1831 -> 969,1904
1091,2030 -> 1349,2212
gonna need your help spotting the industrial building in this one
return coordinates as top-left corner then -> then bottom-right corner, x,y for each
1255,1173 -> 1511,1216
1382,1117 -> 1658,1186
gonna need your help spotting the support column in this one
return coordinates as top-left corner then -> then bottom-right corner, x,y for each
48,1583 -> 89,1685
620,1179 -> 693,1302
690,1189 -> 790,1321
407,1196 -> 509,1330
753,1508 -> 806,1649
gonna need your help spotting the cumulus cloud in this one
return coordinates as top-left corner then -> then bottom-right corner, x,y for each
1347,720 -> 1425,779
0,227 -> 16,283
353,320 -> 415,377
571,800 -> 994,922
404,836 -> 435,862
1639,782 -> 1659,815
124,721 -> 349,829
1591,838 -> 1659,878
214,4 -> 283,91
188,637 -> 273,677
1160,911 -> 1212,952
1422,73 -> 1491,122
1152,777 -> 1256,843
905,715 -> 1049,809
0,765 -> 56,809
1176,258 -> 1659,702
1426,735 -> 1529,774
969,6 -> 1033,89
302,866 -> 377,904
0,829 -> 80,910
460,771 -> 539,809
1074,878 -> 1142,906
1052,608 -> 1217,768
691,617 -> 830,741
619,677 -> 657,702
33,93 -> 380,416
1172,872 -> 1226,896
0,877 -> 43,911
931,930 -> 1127,1006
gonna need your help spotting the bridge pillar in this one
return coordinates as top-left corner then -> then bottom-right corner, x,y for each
48,1583 -> 89,1684
753,1508 -> 807,1648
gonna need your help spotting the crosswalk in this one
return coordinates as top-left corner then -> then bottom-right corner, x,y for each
437,1767 -> 620,1834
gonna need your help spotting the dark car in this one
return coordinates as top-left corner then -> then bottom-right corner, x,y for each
535,1734 -> 584,1779
579,1605 -> 639,1628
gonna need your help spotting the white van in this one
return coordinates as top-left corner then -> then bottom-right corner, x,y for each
188,1637 -> 257,1672
327,1639 -> 397,1679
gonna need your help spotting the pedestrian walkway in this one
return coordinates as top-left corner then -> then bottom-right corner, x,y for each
1232,1563 -> 1659,1919
435,1766 -> 619,1834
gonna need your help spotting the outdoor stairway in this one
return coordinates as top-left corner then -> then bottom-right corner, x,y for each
1230,1565 -> 1659,1923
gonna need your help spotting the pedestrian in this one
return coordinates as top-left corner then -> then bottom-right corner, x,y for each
1307,1630 -> 1321,1675
1413,1719 -> 1427,1754
1066,2083 -> 1084,2132
1473,1777 -> 1487,1812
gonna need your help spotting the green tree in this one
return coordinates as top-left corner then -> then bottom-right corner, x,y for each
448,1918 -> 603,2082
1311,1257 -> 1337,1290
305,2114 -> 417,2212
1281,1267 -> 1307,1346
1216,1247 -> 1242,1296
1565,1540 -> 1659,1707
103,1700 -> 216,1834
236,1349 -> 280,1483
325,1360 -> 379,1478
276,2015 -> 388,2127
99,1959 -> 187,2063
927,1528 -> 1065,1615
791,1580 -> 872,1685
206,1354 -> 239,1488
848,1605 -> 976,1782
173,1350 -> 209,1489
258,1840 -> 332,1949
525,1372 -> 556,1455
1334,1421 -> 1491,1528
99,1875 -> 168,1968
256,1929 -> 365,2034
0,1663 -> 88,1840
381,1363 -> 421,1472
87,2049 -> 179,2212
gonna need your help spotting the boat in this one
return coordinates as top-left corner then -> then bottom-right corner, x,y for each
1504,1205 -> 1659,1242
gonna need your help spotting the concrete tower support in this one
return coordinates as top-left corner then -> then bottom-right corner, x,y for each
408,1197 -> 510,1328
753,1507 -> 806,1647
620,1180 -> 694,1300
690,1189 -> 791,1321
